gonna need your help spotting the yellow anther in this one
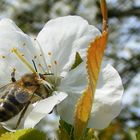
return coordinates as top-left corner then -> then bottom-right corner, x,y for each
48,65 -> 51,68
2,55 -> 6,58
21,53 -> 24,57
48,52 -> 52,56
13,67 -> 16,72
54,61 -> 57,65
34,55 -> 37,59
11,48 -> 35,73
38,63 -> 45,71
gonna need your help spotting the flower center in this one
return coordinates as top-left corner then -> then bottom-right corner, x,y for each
44,74 -> 61,90
11,46 -> 61,92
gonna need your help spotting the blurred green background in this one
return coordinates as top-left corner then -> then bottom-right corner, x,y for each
0,0 -> 140,139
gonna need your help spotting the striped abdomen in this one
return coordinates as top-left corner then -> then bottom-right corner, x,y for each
0,91 -> 24,122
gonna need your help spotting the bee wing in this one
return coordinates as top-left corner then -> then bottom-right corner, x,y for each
14,87 -> 32,104
24,92 -> 68,128
0,83 -> 31,103
0,83 -> 13,98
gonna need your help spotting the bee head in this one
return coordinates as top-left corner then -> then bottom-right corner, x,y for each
21,73 -> 39,87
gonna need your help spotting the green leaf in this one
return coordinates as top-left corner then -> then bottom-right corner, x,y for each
0,126 -> 8,137
136,128 -> 140,140
0,128 -> 46,140
127,129 -> 137,140
58,119 -> 74,140
84,129 -> 96,140
71,52 -> 83,70
74,30 -> 108,140
74,87 -> 93,140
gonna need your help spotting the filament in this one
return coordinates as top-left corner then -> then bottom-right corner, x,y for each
34,39 -> 49,73
11,48 -> 35,73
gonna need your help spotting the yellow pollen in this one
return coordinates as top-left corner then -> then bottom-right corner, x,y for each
11,48 -> 35,73
38,64 -> 44,70
48,52 -> 52,56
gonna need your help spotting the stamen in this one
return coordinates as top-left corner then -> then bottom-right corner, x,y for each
0,53 -> 21,80
0,55 -> 6,59
38,63 -> 42,67
48,52 -> 52,56
23,43 -> 26,46
34,55 -> 37,59
12,67 -> 16,72
21,53 -> 24,57
22,42 -> 46,74
38,63 -> 45,71
48,65 -> 51,68
53,60 -> 58,85
34,38 -> 49,73
2,55 -> 6,59
11,48 -> 35,73
54,60 -> 57,65
47,51 -> 56,74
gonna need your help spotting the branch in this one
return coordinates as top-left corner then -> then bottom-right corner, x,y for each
97,6 -> 140,18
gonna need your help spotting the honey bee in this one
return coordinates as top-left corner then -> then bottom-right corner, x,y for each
0,69 -> 54,128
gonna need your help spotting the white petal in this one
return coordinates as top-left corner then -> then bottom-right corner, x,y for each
1,92 -> 67,131
0,31 -> 38,85
37,16 -> 100,75
88,64 -> 124,129
24,92 -> 67,128
0,18 -> 22,33
57,61 -> 88,94
57,64 -> 123,129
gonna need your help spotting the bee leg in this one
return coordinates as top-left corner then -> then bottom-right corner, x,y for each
11,68 -> 16,82
15,101 -> 31,129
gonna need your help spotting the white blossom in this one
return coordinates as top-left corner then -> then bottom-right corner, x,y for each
0,16 -> 123,131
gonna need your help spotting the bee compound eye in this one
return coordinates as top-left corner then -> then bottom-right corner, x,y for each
24,82 -> 33,86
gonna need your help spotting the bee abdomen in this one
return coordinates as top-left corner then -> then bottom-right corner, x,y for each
0,107 -> 13,122
7,93 -> 23,107
0,94 -> 24,122
3,101 -> 19,114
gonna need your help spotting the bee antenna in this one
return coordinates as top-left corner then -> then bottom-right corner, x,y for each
32,59 -> 38,72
